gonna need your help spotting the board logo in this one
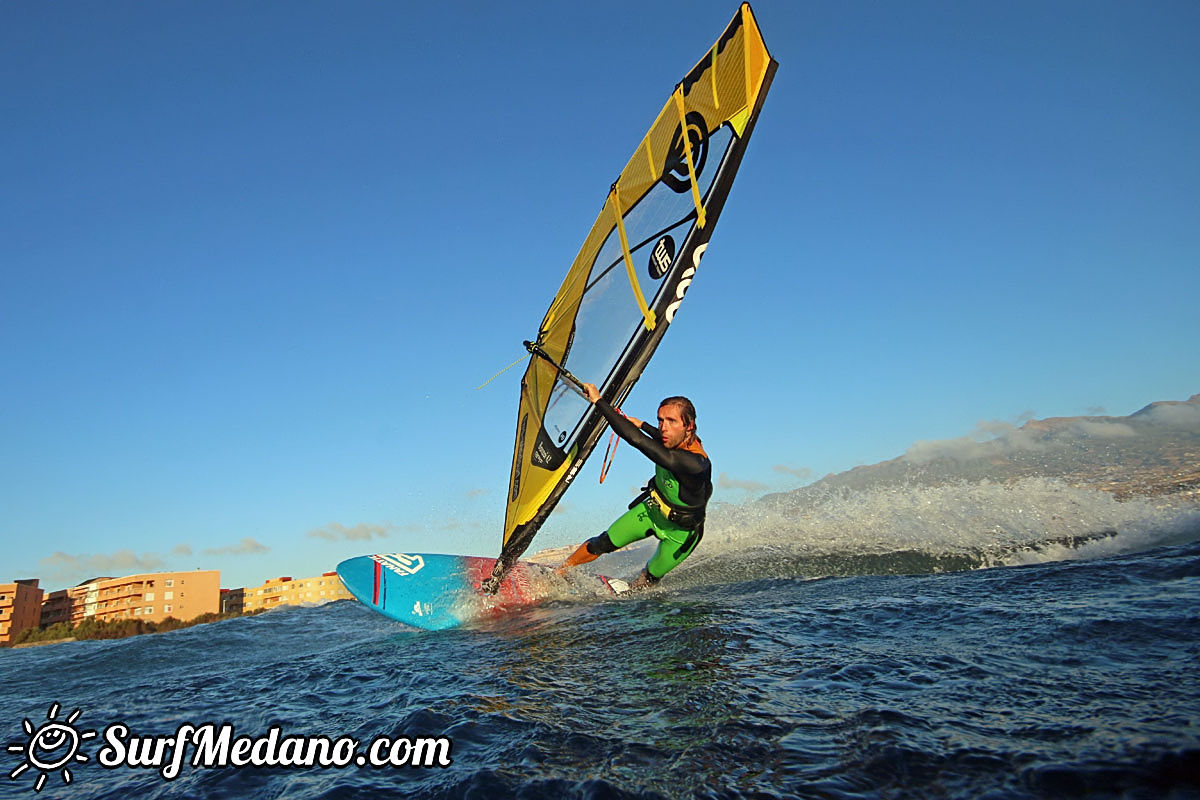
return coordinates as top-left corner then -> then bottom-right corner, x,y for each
649,235 -> 675,279
373,554 -> 425,577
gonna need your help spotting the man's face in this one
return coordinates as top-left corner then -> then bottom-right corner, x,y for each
657,403 -> 692,449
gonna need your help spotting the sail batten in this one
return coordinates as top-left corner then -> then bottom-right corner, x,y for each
486,3 -> 777,590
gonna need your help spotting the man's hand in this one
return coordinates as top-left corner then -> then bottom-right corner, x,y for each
582,382 -> 601,403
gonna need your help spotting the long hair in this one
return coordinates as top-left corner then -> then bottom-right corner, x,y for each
659,396 -> 699,442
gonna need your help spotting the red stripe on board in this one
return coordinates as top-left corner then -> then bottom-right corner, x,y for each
373,559 -> 381,605
465,557 -> 536,603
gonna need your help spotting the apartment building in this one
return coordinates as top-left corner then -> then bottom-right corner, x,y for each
0,579 -> 44,645
40,570 -> 220,626
220,587 -> 245,614
242,571 -> 352,612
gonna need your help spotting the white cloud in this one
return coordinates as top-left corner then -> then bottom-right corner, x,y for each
903,407 -> 1155,465
1143,402 -> 1200,429
903,420 -> 1046,464
773,464 -> 814,480
40,549 -> 166,584
307,522 -> 394,542
718,473 -> 769,492
1069,420 -> 1136,438
202,537 -> 270,556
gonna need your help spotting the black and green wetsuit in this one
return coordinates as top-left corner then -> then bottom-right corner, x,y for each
585,398 -> 713,580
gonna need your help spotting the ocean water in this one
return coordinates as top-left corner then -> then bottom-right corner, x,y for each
3,478 -> 1200,799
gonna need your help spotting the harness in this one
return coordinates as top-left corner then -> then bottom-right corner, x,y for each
629,479 -> 706,530
624,482 -> 706,563
626,433 -> 711,565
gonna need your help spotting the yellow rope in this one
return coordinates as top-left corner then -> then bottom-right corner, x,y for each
476,352 -> 529,390
611,183 -> 656,331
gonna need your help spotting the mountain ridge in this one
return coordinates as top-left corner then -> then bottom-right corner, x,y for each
772,393 -> 1200,504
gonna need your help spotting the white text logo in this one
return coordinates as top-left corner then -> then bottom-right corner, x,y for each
664,243 -> 706,323
5,704 -> 453,793
372,553 -> 426,576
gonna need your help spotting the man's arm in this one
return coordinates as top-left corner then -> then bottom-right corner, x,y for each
595,398 -> 708,478
581,383 -> 707,477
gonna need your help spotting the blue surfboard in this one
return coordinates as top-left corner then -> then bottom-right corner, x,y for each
336,552 -> 627,631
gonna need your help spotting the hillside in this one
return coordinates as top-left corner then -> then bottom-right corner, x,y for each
770,394 -> 1200,504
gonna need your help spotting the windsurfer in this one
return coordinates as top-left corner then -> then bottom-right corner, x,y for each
558,383 -> 713,589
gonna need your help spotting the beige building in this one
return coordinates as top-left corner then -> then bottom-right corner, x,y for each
242,571 -> 352,612
0,579 -> 44,645
40,570 -> 220,627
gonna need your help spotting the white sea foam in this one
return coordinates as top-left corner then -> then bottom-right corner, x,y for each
677,477 -> 1200,583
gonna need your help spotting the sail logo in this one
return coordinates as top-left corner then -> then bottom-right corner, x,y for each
664,244 -> 706,323
649,236 -> 675,279
663,112 -> 709,193
373,554 -> 425,577
511,414 -> 528,501
534,439 -> 555,466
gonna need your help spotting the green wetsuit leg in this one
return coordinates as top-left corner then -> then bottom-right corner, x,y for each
604,503 -> 657,548
644,527 -> 702,579
604,502 -> 699,579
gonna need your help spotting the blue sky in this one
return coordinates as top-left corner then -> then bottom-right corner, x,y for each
3,1 -> 1197,592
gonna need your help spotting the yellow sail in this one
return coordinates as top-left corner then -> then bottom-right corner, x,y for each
487,4 -> 777,589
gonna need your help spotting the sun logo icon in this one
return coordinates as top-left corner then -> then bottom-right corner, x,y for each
6,703 -> 97,793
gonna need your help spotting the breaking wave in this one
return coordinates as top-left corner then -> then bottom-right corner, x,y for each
667,477 -> 1200,588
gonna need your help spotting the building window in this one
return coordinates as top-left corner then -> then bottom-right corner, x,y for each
164,605 -> 172,613
164,591 -> 173,600
166,579 -> 174,587
145,592 -> 155,601
145,608 -> 154,615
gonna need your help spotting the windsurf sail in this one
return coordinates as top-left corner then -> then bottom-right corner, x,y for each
484,3 -> 777,591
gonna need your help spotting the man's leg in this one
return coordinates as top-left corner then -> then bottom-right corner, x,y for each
558,503 -> 654,574
557,532 -> 614,572
632,525 -> 702,588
